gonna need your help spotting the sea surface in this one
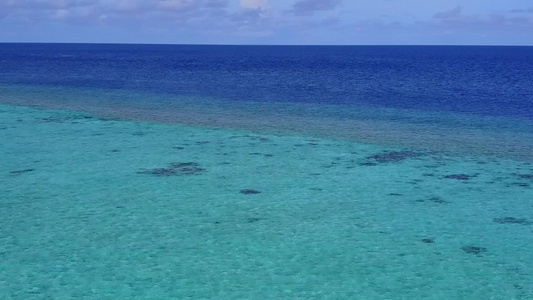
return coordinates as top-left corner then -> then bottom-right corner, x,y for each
0,44 -> 532,299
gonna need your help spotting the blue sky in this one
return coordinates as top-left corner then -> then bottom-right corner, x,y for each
1,0 -> 532,45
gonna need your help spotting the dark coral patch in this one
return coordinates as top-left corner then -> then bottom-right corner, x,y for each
417,196 -> 448,204
240,189 -> 261,195
359,162 -> 378,166
365,151 -> 424,164
168,162 -> 206,175
462,246 -> 487,255
428,196 -> 448,204
517,174 -> 533,179
138,168 -> 177,176
137,162 -> 205,176
40,115 -> 93,123
10,168 -> 34,175
421,238 -> 434,244
493,217 -> 532,225
246,217 -> 262,223
444,174 -> 472,181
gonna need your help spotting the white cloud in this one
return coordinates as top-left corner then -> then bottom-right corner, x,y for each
240,0 -> 268,10
291,0 -> 341,15
157,0 -> 197,11
52,9 -> 70,19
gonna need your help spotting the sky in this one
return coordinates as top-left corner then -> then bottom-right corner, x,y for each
0,0 -> 532,45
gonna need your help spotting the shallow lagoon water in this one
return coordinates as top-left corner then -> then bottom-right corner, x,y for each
1,100 -> 532,299
1,44 -> 532,299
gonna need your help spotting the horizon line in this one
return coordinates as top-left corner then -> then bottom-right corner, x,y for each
0,42 -> 532,47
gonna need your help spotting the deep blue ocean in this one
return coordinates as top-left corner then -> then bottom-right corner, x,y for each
1,44 -> 533,299
1,43 -> 532,120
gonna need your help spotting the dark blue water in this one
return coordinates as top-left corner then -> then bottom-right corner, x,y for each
1,43 -> 532,120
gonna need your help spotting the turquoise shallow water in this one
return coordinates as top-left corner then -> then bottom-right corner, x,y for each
2,83 -> 532,161
1,103 -> 532,299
